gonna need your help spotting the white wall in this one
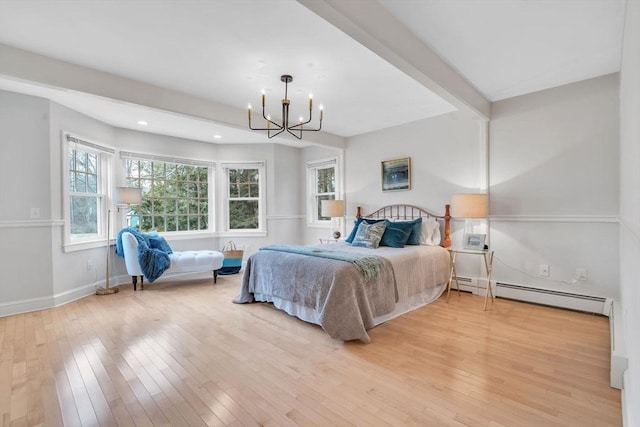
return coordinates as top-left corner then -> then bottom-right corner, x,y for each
490,74 -> 620,299
619,0 -> 640,424
48,100 -> 117,299
0,91 -> 306,315
214,141 -> 303,258
0,91 -> 55,313
345,110 -> 486,278
0,90 -> 51,219
346,111 -> 485,216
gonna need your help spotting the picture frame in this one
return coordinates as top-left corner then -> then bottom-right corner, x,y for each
381,157 -> 411,191
464,233 -> 486,250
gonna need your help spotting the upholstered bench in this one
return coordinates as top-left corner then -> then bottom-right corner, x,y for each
121,231 -> 224,290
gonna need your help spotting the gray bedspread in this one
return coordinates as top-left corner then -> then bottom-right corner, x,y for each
234,249 -> 398,343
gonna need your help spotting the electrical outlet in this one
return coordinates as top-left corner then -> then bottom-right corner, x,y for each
30,207 -> 40,219
576,268 -> 588,281
539,264 -> 550,276
87,259 -> 93,270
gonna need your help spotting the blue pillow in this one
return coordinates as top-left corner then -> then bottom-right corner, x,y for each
345,218 -> 385,243
351,221 -> 387,249
147,232 -> 173,254
397,218 -> 423,245
379,219 -> 413,248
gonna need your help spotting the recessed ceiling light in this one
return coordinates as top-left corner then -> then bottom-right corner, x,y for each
213,135 -> 222,139
137,120 -> 148,126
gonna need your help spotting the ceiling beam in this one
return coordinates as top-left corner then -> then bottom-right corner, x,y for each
298,0 -> 491,120
0,44 -> 345,149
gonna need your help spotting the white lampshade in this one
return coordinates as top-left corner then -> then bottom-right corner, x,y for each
321,199 -> 344,218
115,187 -> 142,205
451,194 -> 487,218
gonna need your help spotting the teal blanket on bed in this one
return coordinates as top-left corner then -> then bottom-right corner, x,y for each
260,244 -> 384,280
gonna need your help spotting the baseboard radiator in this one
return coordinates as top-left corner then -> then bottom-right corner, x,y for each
494,282 -> 607,314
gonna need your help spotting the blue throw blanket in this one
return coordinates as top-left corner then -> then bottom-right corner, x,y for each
116,228 -> 171,283
260,244 -> 384,280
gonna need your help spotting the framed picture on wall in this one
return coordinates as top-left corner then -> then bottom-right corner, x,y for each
381,157 -> 411,191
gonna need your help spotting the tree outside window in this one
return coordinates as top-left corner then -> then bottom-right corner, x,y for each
315,166 -> 336,221
69,148 -> 100,239
307,160 -> 337,224
228,168 -> 260,230
124,159 -> 209,232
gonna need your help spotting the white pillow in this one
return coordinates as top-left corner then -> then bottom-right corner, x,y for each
420,219 -> 441,246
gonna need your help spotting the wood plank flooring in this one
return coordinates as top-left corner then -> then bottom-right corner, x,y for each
0,274 -> 621,426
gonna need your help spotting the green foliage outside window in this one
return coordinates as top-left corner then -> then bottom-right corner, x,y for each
316,167 -> 335,221
125,160 -> 209,232
228,168 -> 260,229
69,149 -> 99,238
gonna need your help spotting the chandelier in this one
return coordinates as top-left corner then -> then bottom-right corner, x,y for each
248,74 -> 323,140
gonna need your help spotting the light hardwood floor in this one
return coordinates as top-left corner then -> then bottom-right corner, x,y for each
1,274 -> 621,426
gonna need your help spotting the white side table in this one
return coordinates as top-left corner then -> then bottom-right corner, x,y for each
447,247 -> 495,310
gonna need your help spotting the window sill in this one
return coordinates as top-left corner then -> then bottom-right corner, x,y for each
161,231 -> 216,241
63,239 -> 107,253
218,231 -> 267,238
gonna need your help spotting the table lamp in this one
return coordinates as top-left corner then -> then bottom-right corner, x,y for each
451,194 -> 487,248
321,199 -> 345,239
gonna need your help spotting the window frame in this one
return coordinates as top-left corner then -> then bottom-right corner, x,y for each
221,162 -> 266,236
62,132 -> 114,252
306,157 -> 339,227
120,151 -> 215,236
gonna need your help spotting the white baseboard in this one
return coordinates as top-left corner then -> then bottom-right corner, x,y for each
1,271 -> 220,318
609,301 -> 628,390
0,282 -> 96,317
622,370 -> 633,427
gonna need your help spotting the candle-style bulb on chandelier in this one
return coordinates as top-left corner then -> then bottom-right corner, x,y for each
247,74 -> 323,140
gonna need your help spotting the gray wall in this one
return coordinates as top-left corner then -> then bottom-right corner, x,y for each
619,0 -> 640,424
0,91 -> 303,315
345,110 -> 486,279
0,91 -> 54,311
489,74 -> 620,299
345,111 -> 486,217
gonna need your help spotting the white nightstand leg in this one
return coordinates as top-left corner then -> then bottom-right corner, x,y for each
483,251 -> 495,311
446,251 -> 461,302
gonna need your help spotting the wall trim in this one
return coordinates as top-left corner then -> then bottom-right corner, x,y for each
267,214 -> 305,220
0,282 -> 96,317
0,219 -> 65,229
489,215 -> 618,223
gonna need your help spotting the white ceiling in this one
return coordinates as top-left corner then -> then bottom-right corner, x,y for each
0,0 -> 627,145
379,0 -> 627,101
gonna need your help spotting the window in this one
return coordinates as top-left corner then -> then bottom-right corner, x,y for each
121,152 -> 213,233
223,163 -> 264,232
63,133 -> 113,246
307,158 -> 338,224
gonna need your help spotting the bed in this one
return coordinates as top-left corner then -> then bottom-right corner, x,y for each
234,204 -> 452,342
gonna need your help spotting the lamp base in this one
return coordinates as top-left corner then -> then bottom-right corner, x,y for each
96,287 -> 119,295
